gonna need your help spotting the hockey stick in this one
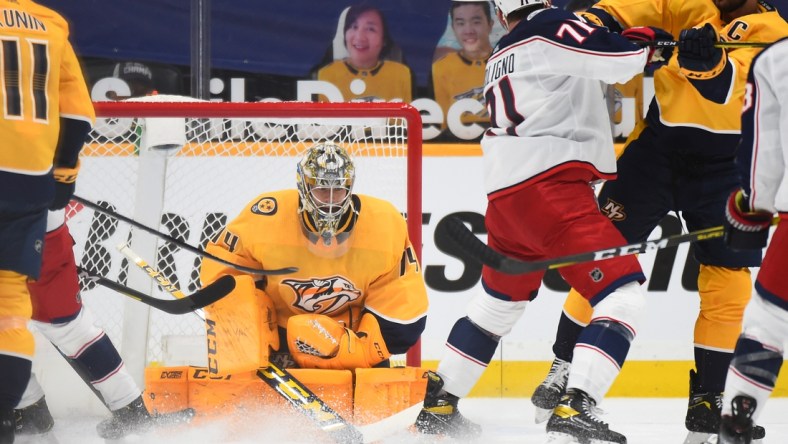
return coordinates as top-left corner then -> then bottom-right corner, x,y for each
71,195 -> 298,276
76,266 -> 236,315
117,244 -> 366,444
438,216 -> 780,275
637,40 -> 771,48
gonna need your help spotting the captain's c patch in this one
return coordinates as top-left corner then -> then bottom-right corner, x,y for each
252,197 -> 277,215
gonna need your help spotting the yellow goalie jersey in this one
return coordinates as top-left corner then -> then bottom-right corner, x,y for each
583,0 -> 788,136
317,60 -> 413,102
201,189 -> 428,355
431,51 -> 489,129
0,0 -> 94,176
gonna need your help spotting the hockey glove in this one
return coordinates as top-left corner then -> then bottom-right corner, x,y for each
621,26 -> 675,68
678,23 -> 725,76
287,313 -> 390,370
50,161 -> 80,210
724,189 -> 773,250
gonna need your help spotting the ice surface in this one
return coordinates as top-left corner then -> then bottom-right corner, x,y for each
19,397 -> 788,443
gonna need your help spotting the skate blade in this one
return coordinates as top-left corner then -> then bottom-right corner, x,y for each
545,431 -> 625,444
535,407 -> 553,424
694,435 -> 762,444
152,407 -> 196,427
16,433 -> 60,444
545,432 -> 577,443
683,431 -> 714,444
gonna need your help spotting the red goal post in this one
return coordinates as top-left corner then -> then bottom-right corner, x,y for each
68,100 -> 423,384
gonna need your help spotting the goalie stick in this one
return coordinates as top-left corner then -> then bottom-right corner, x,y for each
71,195 -> 298,276
117,244 -> 368,444
438,216 -> 780,275
76,266 -> 236,315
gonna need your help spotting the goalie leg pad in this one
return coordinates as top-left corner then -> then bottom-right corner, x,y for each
145,366 -> 355,421
353,367 -> 428,425
205,275 -> 278,376
287,313 -> 391,370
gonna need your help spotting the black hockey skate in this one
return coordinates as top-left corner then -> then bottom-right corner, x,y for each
96,395 -> 195,440
14,396 -> 54,435
531,357 -> 570,423
683,371 -> 764,444
97,395 -> 153,439
718,396 -> 757,444
546,389 -> 626,444
1,409 -> 14,444
414,371 -> 481,439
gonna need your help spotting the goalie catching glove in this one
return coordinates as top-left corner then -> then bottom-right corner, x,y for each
287,312 -> 391,370
620,26 -> 674,68
724,189 -> 773,250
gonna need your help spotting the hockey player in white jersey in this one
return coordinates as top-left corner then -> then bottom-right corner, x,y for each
13,210 -> 156,440
415,0 -> 674,443
717,37 -> 788,444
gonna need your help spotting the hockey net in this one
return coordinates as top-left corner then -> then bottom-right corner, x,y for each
66,98 -> 423,382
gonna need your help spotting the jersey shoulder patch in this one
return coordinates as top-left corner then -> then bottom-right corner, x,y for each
251,196 -> 278,215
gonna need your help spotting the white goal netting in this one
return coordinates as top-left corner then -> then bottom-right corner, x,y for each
65,98 -> 422,380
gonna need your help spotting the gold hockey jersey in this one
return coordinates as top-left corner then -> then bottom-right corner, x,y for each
316,59 -> 412,103
0,0 -> 94,175
431,51 -> 489,129
583,0 -> 788,134
201,189 -> 428,345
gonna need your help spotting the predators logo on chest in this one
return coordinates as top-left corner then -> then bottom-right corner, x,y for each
282,276 -> 361,315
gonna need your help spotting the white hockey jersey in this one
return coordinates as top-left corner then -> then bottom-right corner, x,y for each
482,7 -> 649,198
738,37 -> 788,214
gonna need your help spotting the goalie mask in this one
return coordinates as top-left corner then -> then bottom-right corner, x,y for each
297,143 -> 357,248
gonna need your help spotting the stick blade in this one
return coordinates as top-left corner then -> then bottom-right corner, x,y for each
186,274 -> 237,310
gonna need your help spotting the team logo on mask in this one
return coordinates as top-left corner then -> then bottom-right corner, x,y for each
251,197 -> 277,215
283,276 -> 361,315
